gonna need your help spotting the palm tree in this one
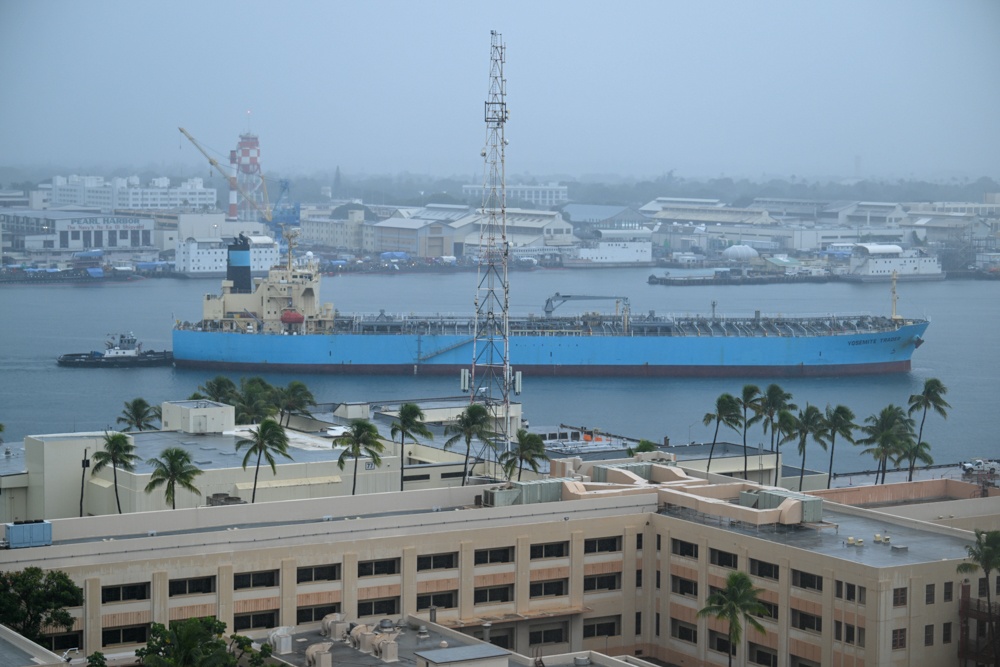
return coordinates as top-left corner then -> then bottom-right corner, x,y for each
957,529 -> 1000,661
759,384 -> 796,452
444,403 -> 494,487
91,432 -> 140,514
232,377 -> 277,425
896,438 -> 934,482
196,375 -> 238,403
625,439 -> 658,457
117,397 -> 156,432
736,384 -> 763,480
697,571 -> 767,667
144,447 -> 203,509
908,378 -> 950,455
857,404 -> 914,484
703,393 -> 740,474
500,429 -> 549,481
391,403 -> 433,491
822,404 -> 856,489
334,419 -> 385,496
788,404 -> 828,492
274,381 -> 316,427
235,418 -> 291,503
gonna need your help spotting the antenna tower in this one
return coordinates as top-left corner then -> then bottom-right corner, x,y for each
470,30 -> 512,456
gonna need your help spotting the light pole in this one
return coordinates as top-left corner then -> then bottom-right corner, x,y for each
688,421 -> 698,444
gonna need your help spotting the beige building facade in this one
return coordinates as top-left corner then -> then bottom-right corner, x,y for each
0,456 -> 986,667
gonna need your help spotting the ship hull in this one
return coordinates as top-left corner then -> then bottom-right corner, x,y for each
173,320 -> 928,378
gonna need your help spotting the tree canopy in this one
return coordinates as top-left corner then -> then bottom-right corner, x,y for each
0,567 -> 83,644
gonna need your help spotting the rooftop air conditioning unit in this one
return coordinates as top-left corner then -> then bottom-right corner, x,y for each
305,643 -> 334,667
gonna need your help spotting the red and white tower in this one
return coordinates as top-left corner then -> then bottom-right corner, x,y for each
230,133 -> 266,222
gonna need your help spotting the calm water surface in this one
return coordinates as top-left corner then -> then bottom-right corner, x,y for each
0,269 -> 994,473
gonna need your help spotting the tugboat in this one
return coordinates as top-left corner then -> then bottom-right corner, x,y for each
57,333 -> 173,368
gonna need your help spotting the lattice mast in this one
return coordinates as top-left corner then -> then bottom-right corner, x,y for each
470,30 -> 512,455
230,127 -> 268,223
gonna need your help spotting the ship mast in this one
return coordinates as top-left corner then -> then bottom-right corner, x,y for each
470,30 -> 512,458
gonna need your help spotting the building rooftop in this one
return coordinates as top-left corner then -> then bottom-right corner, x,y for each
664,502 -> 970,567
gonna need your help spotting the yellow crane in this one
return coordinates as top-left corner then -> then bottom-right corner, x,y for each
178,127 -> 271,223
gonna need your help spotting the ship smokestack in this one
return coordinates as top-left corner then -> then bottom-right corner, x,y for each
227,234 -> 252,294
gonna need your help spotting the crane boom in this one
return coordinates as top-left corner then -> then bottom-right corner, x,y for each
543,293 -> 631,316
178,127 -> 272,222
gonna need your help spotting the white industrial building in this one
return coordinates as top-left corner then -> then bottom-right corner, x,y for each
175,234 -> 279,277
462,183 -> 569,207
0,210 -> 158,265
50,174 -> 217,211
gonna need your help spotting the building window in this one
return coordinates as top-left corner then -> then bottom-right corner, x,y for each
234,570 -> 278,590
893,587 -> 908,607
530,542 -> 569,559
474,585 -> 514,604
234,611 -> 277,632
417,591 -> 458,610
358,558 -> 400,577
791,610 -> 822,633
670,618 -> 697,644
748,642 -> 778,667
357,597 -> 400,617
943,622 -> 952,644
297,564 -> 341,583
924,624 -> 934,646
584,536 -> 622,553
709,630 -> 735,656
944,581 -> 953,602
670,575 -> 698,598
529,579 -> 568,598
925,583 -> 935,604
474,547 -> 514,564
417,553 -> 458,570
102,624 -> 149,647
636,570 -> 643,587
670,538 -> 698,559
980,577 -> 989,598
755,600 -> 779,621
655,570 -> 661,589
792,570 -> 823,592
635,611 -> 641,635
749,559 -> 779,581
168,576 -> 216,596
42,631 -> 83,653
297,603 -> 341,624
710,548 -> 738,569
529,623 -> 567,646
835,622 -> 863,646
101,583 -> 150,604
892,628 -> 907,650
655,612 -> 660,637
584,573 -> 621,592
583,616 -> 621,638
656,535 -> 661,551
636,534 -> 643,550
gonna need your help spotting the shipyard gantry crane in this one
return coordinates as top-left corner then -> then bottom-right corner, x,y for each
178,127 -> 272,224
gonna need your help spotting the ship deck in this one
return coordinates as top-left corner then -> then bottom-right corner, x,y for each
180,312 -> 923,338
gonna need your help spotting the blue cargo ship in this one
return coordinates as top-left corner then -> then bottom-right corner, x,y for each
172,237 -> 928,378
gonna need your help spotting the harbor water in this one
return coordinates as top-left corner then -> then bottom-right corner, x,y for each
0,269 -> 995,474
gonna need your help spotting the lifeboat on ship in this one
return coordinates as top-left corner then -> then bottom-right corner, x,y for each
281,309 -> 305,324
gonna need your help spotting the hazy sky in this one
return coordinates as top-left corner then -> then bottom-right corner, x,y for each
2,1 -> 998,180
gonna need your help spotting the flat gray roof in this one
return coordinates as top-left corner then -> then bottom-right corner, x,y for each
663,504 -> 971,566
